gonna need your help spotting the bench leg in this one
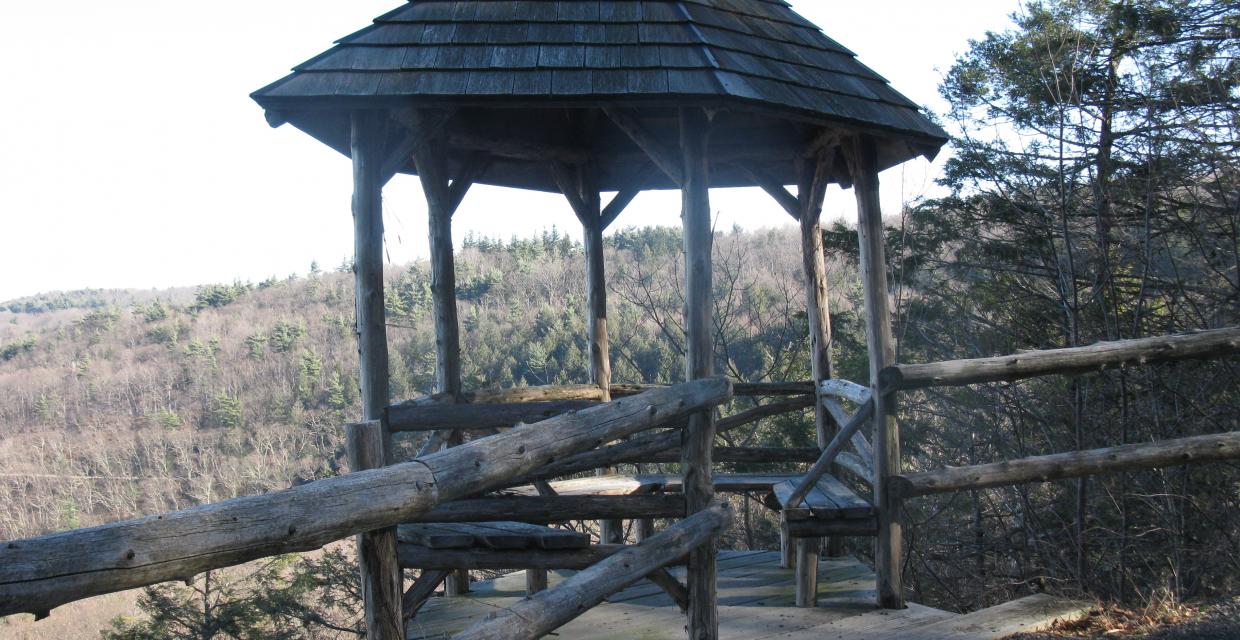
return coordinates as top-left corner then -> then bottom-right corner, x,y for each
795,538 -> 820,608
525,569 -> 548,595
636,518 -> 655,542
780,526 -> 795,569
445,569 -> 470,596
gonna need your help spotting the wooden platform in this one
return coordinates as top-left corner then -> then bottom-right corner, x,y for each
404,551 -> 1085,639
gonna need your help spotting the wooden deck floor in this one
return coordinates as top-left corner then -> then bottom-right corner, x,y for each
406,551 -> 947,639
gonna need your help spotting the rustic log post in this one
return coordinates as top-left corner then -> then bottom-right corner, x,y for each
797,148 -> 838,582
351,111 -> 393,462
410,128 -> 472,596
680,107 -> 719,640
346,422 -> 403,638
0,379 -> 731,618
846,135 -> 904,609
449,502 -> 732,640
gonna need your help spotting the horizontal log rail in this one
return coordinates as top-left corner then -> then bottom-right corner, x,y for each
881,327 -> 1240,392
407,495 -> 685,524
512,394 -> 814,484
397,543 -> 675,571
637,446 -> 821,465
449,502 -> 732,640
0,379 -> 731,618
891,431 -> 1240,499
819,378 -> 872,405
785,399 -> 874,509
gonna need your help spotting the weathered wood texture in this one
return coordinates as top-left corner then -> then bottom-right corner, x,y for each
514,395 -> 813,485
819,379 -> 872,405
408,495 -> 686,524
0,380 -> 730,617
631,381 -> 801,399
775,476 -> 875,522
525,567 -> 548,595
402,569 -> 449,622
647,567 -> 690,613
397,543 -> 660,571
783,400 -> 874,509
346,422 -> 403,639
553,162 -> 615,401
386,400 -> 598,432
784,516 -> 881,539
448,502 -> 732,640
798,149 -> 834,449
680,108 -> 719,640
351,112 -> 393,461
794,538 -> 819,608
893,431 -> 1240,498
881,326 -> 1240,391
847,135 -> 904,609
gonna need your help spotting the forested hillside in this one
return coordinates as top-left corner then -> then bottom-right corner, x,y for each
0,226 -> 838,542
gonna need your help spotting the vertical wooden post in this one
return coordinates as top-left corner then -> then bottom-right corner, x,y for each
525,569 -> 548,595
554,162 -> 624,544
794,538 -> 820,608
351,111 -> 392,460
347,421 -> 403,639
847,135 -> 904,609
796,150 -> 837,602
410,137 -> 469,596
679,107 -> 718,640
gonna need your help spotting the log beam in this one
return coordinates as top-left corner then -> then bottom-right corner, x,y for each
0,380 -> 730,618
448,503 -> 732,640
892,431 -> 1240,498
402,569 -> 449,622
603,108 -> 685,185
397,543 -> 672,571
880,327 -> 1240,392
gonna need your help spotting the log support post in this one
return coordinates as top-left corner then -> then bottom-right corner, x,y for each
351,111 -> 393,459
794,538 -> 820,608
409,113 -> 477,597
846,135 -> 904,609
679,107 -> 718,640
347,422 -> 403,639
552,162 -> 637,546
748,142 -> 840,596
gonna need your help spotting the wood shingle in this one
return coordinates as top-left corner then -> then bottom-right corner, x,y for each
253,0 -> 948,192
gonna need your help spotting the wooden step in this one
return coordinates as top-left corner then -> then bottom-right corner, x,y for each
856,594 -> 1089,639
774,475 -> 875,521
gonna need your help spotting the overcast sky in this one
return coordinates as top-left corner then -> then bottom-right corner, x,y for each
0,1 -> 1023,301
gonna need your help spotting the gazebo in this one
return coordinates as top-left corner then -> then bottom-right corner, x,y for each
252,1 -> 947,637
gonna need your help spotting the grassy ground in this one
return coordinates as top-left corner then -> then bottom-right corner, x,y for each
1009,597 -> 1240,640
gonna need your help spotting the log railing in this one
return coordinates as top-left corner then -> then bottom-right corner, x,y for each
0,379 -> 731,619
891,432 -> 1240,498
880,326 -> 1240,392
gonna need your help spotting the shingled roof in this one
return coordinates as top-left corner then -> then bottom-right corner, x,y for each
252,0 -> 948,192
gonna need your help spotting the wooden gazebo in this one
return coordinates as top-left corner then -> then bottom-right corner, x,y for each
6,2 -> 1240,637
253,1 -> 948,637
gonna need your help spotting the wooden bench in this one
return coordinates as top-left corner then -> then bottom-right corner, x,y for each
771,474 -> 877,609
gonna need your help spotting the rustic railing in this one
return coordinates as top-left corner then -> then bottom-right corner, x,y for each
0,379 -> 732,620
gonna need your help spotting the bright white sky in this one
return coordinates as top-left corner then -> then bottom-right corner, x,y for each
0,1 -> 1022,301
